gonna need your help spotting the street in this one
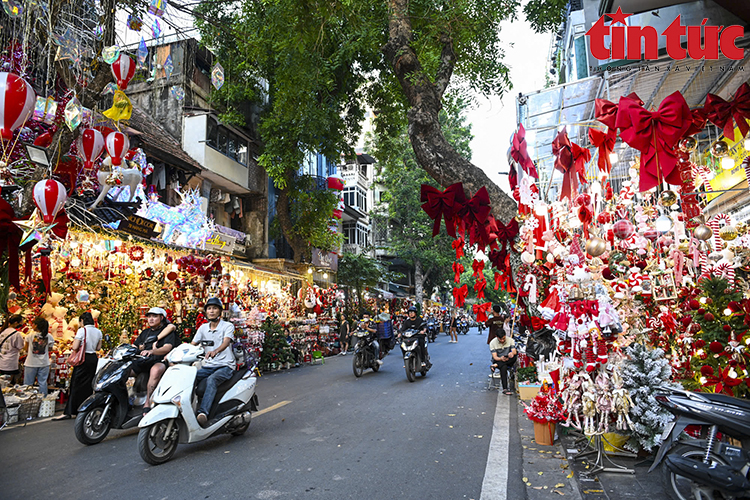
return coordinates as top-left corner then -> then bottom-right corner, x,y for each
0,328 -> 525,500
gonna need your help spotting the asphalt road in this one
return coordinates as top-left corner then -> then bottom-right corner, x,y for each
0,327 -> 524,500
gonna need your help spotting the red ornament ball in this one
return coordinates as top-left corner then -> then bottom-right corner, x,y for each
680,317 -> 692,328
697,308 -> 706,316
704,312 -> 715,322
689,299 -> 700,310
723,325 -> 732,332
700,365 -> 715,376
709,340 -> 724,353
167,271 -> 178,281
613,219 -> 635,239
705,298 -> 713,305
694,339 -> 706,348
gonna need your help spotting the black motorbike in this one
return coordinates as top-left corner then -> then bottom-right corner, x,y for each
426,319 -> 438,343
352,329 -> 381,377
459,320 -> 469,334
74,344 -> 149,445
400,329 -> 430,382
648,386 -> 750,500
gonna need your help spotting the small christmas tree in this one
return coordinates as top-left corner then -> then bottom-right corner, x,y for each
259,317 -> 293,370
621,342 -> 677,452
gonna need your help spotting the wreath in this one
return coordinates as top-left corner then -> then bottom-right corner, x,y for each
128,245 -> 145,262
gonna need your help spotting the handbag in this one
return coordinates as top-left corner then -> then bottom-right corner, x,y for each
67,326 -> 87,367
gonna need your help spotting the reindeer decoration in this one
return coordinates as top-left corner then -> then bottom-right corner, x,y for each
90,156 -> 143,208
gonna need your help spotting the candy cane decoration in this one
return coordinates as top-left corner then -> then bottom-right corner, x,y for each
524,274 -> 538,304
709,213 -> 731,253
714,262 -> 736,286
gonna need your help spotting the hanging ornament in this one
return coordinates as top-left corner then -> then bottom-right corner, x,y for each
612,219 -> 635,239
63,97 -> 82,131
719,225 -> 738,241
211,63 -> 225,90
694,224 -> 713,241
148,0 -> 167,17
163,55 -> 174,80
102,90 -> 133,121
127,13 -> 143,31
152,18 -> 162,38
655,214 -> 673,233
585,236 -> 607,257
710,140 -> 730,158
111,54 -> 136,90
137,38 -> 149,68
105,131 -> 130,166
102,46 -> 121,65
76,128 -> 105,169
33,180 -> 67,223
659,190 -> 678,206
106,169 -> 123,185
0,72 -> 35,140
170,86 -> 185,101
101,82 -> 118,95
678,136 -> 698,153
2,0 -> 23,17
52,27 -> 81,66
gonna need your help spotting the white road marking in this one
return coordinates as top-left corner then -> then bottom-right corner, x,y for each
480,393 -> 510,500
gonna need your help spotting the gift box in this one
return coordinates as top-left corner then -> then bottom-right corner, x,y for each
518,383 -> 542,401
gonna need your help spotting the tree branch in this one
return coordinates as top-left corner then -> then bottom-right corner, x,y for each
434,35 -> 455,99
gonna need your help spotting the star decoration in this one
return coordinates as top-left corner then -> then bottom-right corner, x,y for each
14,208 -> 56,245
607,7 -> 631,25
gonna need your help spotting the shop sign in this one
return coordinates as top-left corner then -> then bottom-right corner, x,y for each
312,249 -> 338,271
707,125 -> 749,201
118,214 -> 158,238
204,231 -> 236,254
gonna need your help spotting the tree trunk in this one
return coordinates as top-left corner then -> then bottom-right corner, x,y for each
383,0 -> 518,223
414,257 -> 424,308
275,172 -> 310,263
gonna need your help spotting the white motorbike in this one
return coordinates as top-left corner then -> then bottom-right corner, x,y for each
137,343 -> 259,465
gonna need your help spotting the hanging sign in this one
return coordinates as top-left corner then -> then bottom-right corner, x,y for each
118,214 -> 157,238
204,231 -> 236,254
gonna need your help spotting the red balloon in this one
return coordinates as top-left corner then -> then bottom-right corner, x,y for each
33,179 -> 67,224
77,128 -> 105,169
0,72 -> 35,140
111,54 -> 136,90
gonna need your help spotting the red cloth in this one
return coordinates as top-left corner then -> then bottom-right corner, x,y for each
420,183 -> 466,238
0,198 -> 22,289
588,128 -> 616,174
705,83 -> 750,141
615,91 -> 692,192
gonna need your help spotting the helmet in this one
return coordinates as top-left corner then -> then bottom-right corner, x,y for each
408,306 -> 417,313
146,307 -> 167,317
204,297 -> 224,311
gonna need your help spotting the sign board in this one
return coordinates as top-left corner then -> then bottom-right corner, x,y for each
118,214 -> 157,238
312,249 -> 338,271
707,125 -> 749,201
204,231 -> 236,254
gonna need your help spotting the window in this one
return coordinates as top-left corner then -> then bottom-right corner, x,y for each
343,186 -> 367,212
206,118 -> 250,166
343,221 -> 370,246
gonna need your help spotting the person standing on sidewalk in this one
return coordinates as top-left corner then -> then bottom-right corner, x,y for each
338,315 -> 350,355
0,315 -> 25,384
24,317 -> 54,395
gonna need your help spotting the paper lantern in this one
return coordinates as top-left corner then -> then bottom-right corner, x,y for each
105,131 -> 130,166
33,179 -> 67,223
111,54 -> 136,90
0,72 -> 35,140
76,128 -> 105,169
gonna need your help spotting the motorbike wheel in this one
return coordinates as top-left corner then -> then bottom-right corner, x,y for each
352,352 -> 364,378
405,357 -> 416,383
372,360 -> 380,372
74,404 -> 112,445
231,412 -> 251,436
138,419 -> 179,465
662,443 -> 730,500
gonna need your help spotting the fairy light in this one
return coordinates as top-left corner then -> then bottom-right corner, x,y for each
724,308 -> 733,316
699,297 -> 708,305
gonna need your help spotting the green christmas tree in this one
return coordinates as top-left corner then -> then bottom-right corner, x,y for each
260,317 -> 293,370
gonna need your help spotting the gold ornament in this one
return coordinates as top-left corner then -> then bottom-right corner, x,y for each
710,140 -> 730,158
736,221 -> 747,234
585,236 -> 607,257
694,224 -> 713,241
659,190 -> 678,207
106,171 -> 124,185
679,136 -> 698,153
719,225 -> 738,241
677,240 -> 690,254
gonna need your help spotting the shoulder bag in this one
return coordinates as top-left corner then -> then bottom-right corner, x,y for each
67,326 -> 87,367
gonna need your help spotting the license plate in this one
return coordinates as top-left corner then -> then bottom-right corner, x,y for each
660,421 -> 676,441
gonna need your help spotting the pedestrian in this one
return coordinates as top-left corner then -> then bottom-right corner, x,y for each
0,314 -> 25,384
53,312 -> 102,420
24,317 -> 55,395
485,305 -> 505,344
338,314 -> 350,355
449,311 -> 458,343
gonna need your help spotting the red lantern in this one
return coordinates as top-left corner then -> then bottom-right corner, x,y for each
77,128 -> 105,169
111,54 -> 136,90
33,179 -> 67,223
0,72 -> 35,140
105,131 -> 130,166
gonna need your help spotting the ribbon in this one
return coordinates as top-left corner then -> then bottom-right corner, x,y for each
458,187 -> 491,248
704,83 -> 750,141
489,218 -> 519,270
570,300 -> 599,319
452,261 -> 464,283
420,183 -> 466,237
594,92 -> 643,130
685,107 -> 708,138
40,247 -> 52,297
452,238 -> 465,259
471,259 -> 485,278
51,209 -> 69,240
510,124 -> 538,179
0,198 -> 22,290
474,277 -> 487,299
453,284 -> 468,308
473,302 -> 492,322
588,128 -> 616,174
615,91 -> 692,192
552,128 -> 590,201
495,270 -> 516,293
493,271 -> 502,290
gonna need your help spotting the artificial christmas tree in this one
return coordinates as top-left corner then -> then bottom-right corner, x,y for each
259,317 -> 294,370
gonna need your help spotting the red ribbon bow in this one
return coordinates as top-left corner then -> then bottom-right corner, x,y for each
594,92 -> 643,130
705,83 -> 750,142
453,284 -> 468,308
588,128 -> 616,175
472,302 -> 492,323
570,300 -> 599,319
452,261 -> 464,283
452,238 -> 465,259
489,218 -> 519,270
552,128 -> 590,201
471,259 -> 485,278
474,277 -> 487,299
616,91 -> 691,192
457,187 -> 491,248
420,183 -> 466,238
685,107 -> 708,138
510,124 -> 538,179
0,199 -> 22,290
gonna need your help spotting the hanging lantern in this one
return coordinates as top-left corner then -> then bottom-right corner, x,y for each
694,224 -> 713,241
105,131 -> 130,166
719,225 -> 738,241
110,54 -> 136,90
76,128 -> 105,169
710,140 -> 730,158
612,219 -> 635,239
0,72 -> 35,140
33,179 -> 67,223
678,136 -> 698,153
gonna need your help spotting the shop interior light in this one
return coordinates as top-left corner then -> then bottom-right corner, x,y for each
307,267 -> 313,274
323,272 -> 328,279
721,157 -> 735,170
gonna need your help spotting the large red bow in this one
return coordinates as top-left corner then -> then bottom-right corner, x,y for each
474,277 -> 487,299
420,183 -> 466,237
615,91 -> 691,192
0,199 -> 22,290
705,83 -> 750,141
570,300 -> 599,319
452,261 -> 464,283
473,302 -> 492,322
494,270 -> 516,293
510,124 -> 538,179
685,107 -> 708,138
452,238 -> 465,259
457,186 -> 491,247
471,259 -> 485,278
595,92 -> 643,130
489,218 -> 519,270
588,128 -> 616,175
552,128 -> 590,201
453,284 -> 468,308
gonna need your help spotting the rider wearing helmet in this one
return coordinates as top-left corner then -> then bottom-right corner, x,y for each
399,306 -> 431,368
132,307 -> 177,412
191,297 -> 236,426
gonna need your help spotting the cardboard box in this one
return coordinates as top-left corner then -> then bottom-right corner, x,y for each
518,383 -> 542,400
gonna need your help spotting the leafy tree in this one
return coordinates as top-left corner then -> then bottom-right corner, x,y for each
337,252 -> 392,315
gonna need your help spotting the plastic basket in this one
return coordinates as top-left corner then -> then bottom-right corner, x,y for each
38,399 -> 56,418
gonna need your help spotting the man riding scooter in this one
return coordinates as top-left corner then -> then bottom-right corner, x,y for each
192,297 -> 235,426
399,306 -> 431,369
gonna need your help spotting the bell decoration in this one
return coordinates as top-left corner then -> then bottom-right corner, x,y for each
110,54 -> 136,90
710,139 -> 730,158
76,128 -> 105,169
585,236 -> 607,257
105,131 -> 130,166
719,225 -> 738,241
694,224 -> 713,241
33,179 -> 67,223
678,136 -> 698,153
0,72 -> 35,140
659,190 -> 678,207
612,219 -> 635,239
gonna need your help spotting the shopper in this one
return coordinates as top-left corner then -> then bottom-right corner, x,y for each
0,315 -> 25,384
490,329 -> 517,395
338,315 -> 350,355
485,305 -> 506,344
24,317 -> 55,395
449,311 -> 458,343
53,312 -> 102,420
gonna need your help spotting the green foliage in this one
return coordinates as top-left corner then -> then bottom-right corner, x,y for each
523,0 -> 570,33
260,317 -> 294,369
337,252 -> 392,311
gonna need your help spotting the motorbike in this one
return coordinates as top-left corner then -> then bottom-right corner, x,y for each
425,319 -> 438,343
400,329 -> 430,382
352,329 -> 381,377
137,343 -> 259,465
74,344 -> 150,445
648,386 -> 750,500
459,320 -> 469,334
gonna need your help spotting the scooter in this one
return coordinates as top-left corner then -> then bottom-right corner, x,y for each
425,319 -> 438,343
137,343 -> 259,465
352,329 -> 380,377
74,344 -> 149,445
400,329 -> 430,382
648,386 -> 750,500
459,320 -> 469,334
